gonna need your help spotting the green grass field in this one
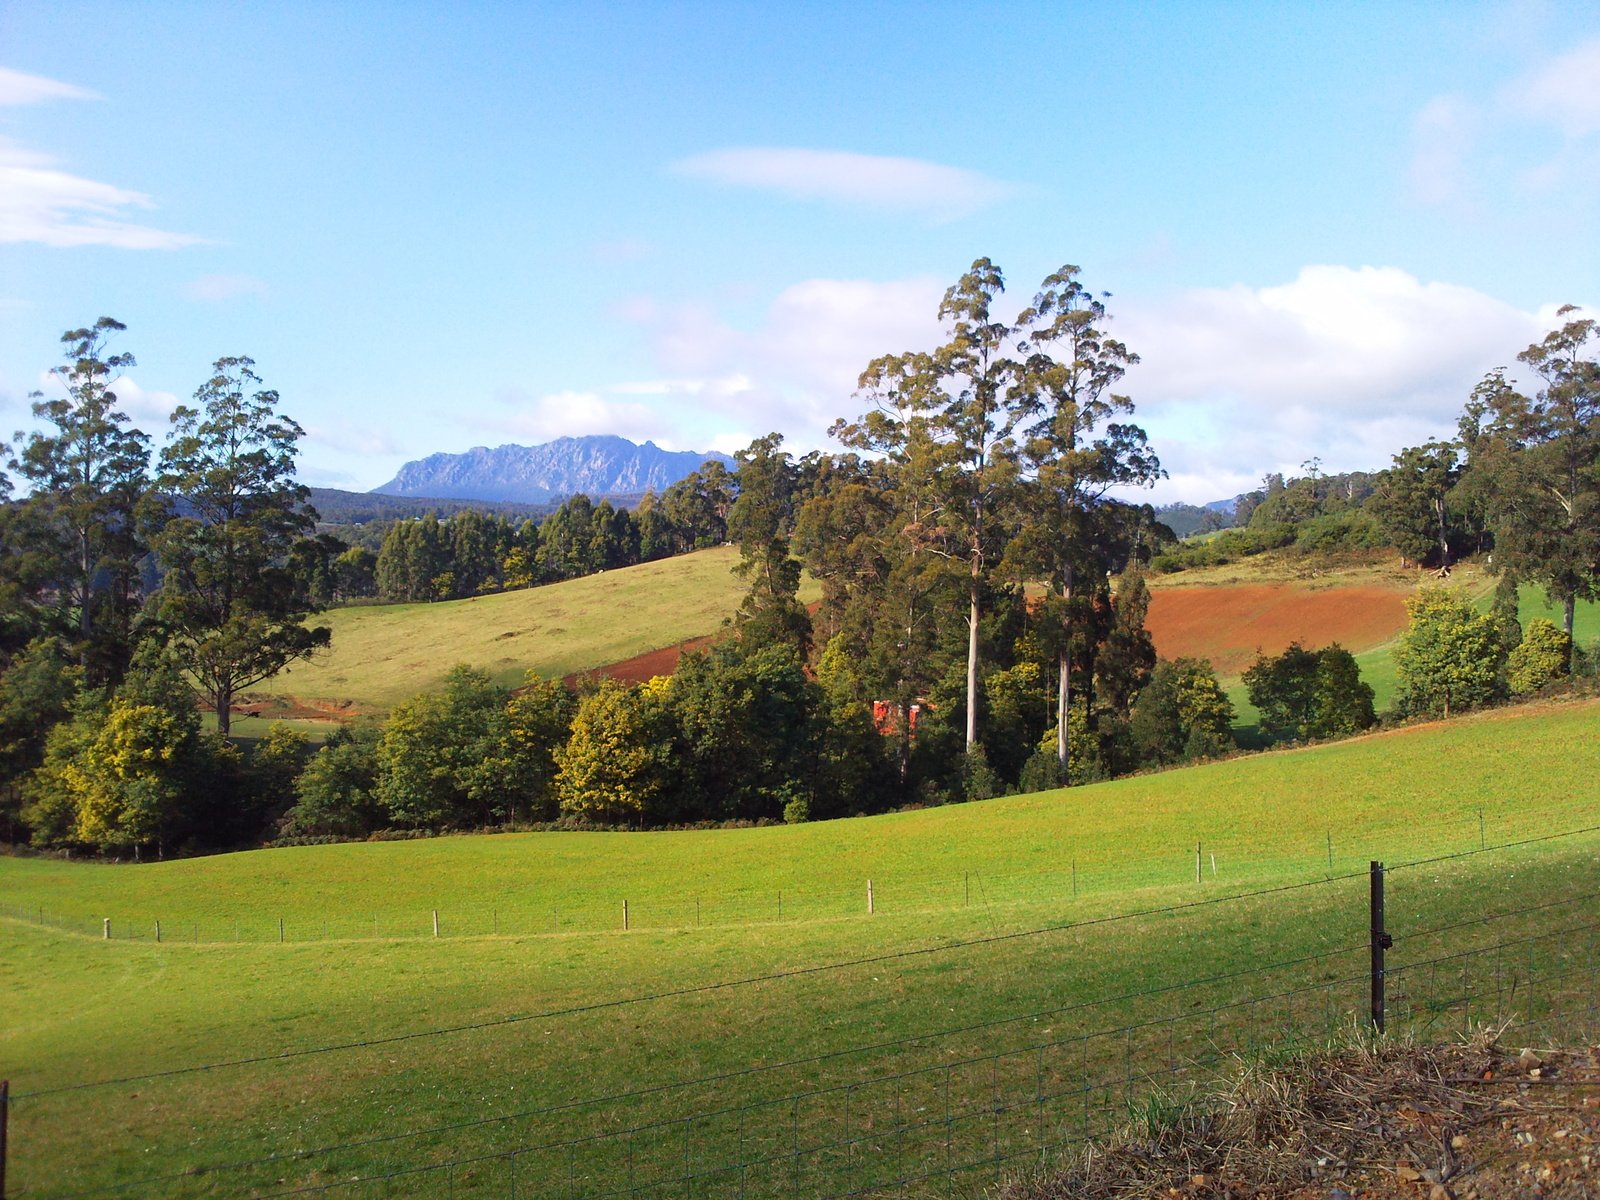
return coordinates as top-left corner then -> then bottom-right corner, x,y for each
254,546 -> 819,713
3,696 -> 1597,1197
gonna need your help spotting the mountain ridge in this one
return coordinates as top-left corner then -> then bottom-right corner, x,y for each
373,435 -> 735,504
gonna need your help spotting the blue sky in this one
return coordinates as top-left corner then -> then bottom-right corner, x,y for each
3,1 -> 1598,503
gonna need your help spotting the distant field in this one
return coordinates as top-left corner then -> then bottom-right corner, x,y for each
1152,556 -> 1600,727
256,546 -> 818,713
1147,582 -> 1409,676
3,697 -> 1596,1197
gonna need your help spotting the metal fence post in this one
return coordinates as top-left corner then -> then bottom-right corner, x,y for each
1370,861 -> 1392,1033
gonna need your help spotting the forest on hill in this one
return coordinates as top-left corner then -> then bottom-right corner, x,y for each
1,265 -> 1596,856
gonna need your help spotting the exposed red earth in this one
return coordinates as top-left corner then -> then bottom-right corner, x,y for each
1145,584 -> 1410,676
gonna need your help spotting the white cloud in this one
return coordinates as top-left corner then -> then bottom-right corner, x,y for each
1408,94 -> 1476,206
303,419 -> 397,458
1117,265 -> 1559,500
672,147 -> 1017,222
1411,38 -> 1600,207
618,274 -> 949,448
298,465 -> 362,488
0,137 -> 204,249
182,274 -> 267,302
483,388 -> 676,445
23,369 -> 179,429
104,375 -> 181,427
1507,37 -> 1600,137
0,67 -> 99,106
1123,265 -> 1541,414
514,266 -> 1571,505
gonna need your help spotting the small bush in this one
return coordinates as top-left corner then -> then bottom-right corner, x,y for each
1506,618 -> 1570,695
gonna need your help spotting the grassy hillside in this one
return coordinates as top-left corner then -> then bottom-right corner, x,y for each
256,546 -> 817,712
3,697 -> 1597,1197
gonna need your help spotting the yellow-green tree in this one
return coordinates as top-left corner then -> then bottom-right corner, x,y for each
555,678 -> 675,825
1393,587 -> 1505,718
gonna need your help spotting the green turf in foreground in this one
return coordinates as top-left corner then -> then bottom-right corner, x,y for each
1,698 -> 1597,1197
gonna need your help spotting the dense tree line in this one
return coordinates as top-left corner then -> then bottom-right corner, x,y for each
0,319 -> 328,850
291,467 -> 737,605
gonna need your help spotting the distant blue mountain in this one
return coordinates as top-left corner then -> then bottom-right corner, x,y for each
373,435 -> 735,504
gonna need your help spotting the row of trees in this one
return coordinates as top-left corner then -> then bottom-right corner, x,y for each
1367,309 -> 1598,662
350,475 -> 733,605
1,321 -> 327,736
1,320 -> 333,847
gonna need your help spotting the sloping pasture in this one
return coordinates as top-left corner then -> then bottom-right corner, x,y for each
2,698 -> 1596,1197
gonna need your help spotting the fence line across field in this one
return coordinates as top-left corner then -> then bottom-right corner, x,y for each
3,798 -> 1591,948
29,876 -> 1600,1200
10,820 -> 1600,1106
10,827 -> 1600,1200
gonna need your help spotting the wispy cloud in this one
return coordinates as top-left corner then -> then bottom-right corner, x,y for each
304,419 -> 398,458
0,66 -> 99,106
182,274 -> 268,302
1410,38 -> 1600,206
587,237 -> 653,265
1408,94 -> 1477,206
1507,37 -> 1600,137
672,147 -> 1017,222
0,67 -> 202,249
618,274 -> 948,446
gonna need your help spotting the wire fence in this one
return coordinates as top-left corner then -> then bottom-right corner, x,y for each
3,796 -> 1592,945
6,826 -> 1599,1199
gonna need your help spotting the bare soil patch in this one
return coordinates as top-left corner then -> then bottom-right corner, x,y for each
1003,1036 -> 1600,1200
1146,584 -> 1410,676
565,632 -> 721,687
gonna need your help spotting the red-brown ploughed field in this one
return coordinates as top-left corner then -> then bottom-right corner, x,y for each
1146,584 -> 1408,675
565,634 -> 717,687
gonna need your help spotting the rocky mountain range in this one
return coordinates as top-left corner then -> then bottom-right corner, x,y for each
372,436 -> 735,504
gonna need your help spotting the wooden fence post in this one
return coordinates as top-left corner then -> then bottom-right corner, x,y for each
1370,861 -> 1391,1033
1,1077 -> 10,1200
432,910 -> 440,939
867,880 -> 874,914
623,899 -> 629,931
102,918 -> 110,940
155,920 -> 161,943
1195,842 -> 1202,884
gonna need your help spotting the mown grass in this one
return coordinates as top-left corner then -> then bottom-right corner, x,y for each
2,698 -> 1597,1197
254,546 -> 819,713
5,700 -> 1596,942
